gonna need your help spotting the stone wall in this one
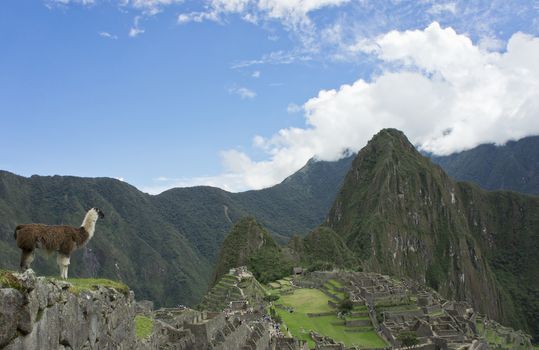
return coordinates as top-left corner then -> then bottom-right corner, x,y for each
0,270 -> 136,350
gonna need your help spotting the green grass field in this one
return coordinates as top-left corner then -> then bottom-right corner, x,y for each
276,288 -> 387,349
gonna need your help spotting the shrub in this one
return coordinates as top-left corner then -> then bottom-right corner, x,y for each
397,331 -> 419,348
338,298 -> 354,313
264,294 -> 280,302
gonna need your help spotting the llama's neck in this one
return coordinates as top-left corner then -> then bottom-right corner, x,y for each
81,210 -> 98,241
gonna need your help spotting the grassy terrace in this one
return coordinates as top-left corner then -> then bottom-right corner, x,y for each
0,270 -> 129,296
326,279 -> 344,289
274,288 -> 387,349
62,278 -> 129,295
323,279 -> 348,300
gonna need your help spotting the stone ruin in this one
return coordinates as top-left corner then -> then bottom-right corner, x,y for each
334,271 -> 533,350
138,266 -> 308,350
143,307 -> 273,349
290,271 -> 534,350
230,266 -> 254,279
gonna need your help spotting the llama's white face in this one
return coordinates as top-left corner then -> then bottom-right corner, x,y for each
92,207 -> 105,219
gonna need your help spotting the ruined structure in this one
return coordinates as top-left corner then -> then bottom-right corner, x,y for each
297,271 -> 533,350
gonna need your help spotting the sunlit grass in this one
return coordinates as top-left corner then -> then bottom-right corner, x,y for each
276,288 -> 387,348
135,315 -> 154,339
61,277 -> 129,295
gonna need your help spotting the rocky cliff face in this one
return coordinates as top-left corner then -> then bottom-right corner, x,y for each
0,270 -> 136,349
326,129 -> 539,339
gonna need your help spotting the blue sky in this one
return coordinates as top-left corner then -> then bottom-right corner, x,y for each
2,0 -> 539,193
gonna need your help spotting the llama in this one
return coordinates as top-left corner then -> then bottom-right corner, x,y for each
14,207 -> 105,279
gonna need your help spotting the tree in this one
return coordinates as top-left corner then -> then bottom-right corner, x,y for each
264,294 -> 280,302
397,331 -> 418,348
338,298 -> 354,313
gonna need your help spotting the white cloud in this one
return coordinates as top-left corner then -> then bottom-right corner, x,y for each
427,2 -> 457,15
177,0 -> 348,25
98,31 -> 118,39
257,0 -> 349,23
177,0 -> 249,24
287,103 -> 302,113
129,16 -> 145,37
231,50 -> 312,68
178,11 -> 219,23
129,27 -> 145,37
131,0 -> 183,15
46,0 -> 95,5
478,35 -> 504,51
192,22 -> 539,191
252,70 -> 261,78
229,86 -> 257,99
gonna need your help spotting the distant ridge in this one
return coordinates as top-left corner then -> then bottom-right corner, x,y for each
431,135 -> 539,195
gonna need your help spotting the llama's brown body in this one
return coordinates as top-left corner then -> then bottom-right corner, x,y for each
14,207 -> 104,278
15,224 -> 89,255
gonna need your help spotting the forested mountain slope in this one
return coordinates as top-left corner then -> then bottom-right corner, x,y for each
431,135 -> 539,195
0,155 -> 353,306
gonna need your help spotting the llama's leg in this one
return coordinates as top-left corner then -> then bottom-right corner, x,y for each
56,255 -> 63,278
20,249 -> 34,271
64,259 -> 70,279
57,254 -> 70,279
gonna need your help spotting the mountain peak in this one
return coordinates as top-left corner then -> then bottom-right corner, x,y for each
373,127 -> 407,139
366,128 -> 418,155
326,129 -> 539,339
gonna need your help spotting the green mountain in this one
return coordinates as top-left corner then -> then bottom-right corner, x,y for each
0,155 -> 352,307
212,218 -> 361,290
211,217 -> 293,285
326,129 -> 539,340
0,174 -> 210,307
431,135 -> 539,195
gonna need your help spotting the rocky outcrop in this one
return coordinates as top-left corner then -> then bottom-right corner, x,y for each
0,270 -> 136,349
